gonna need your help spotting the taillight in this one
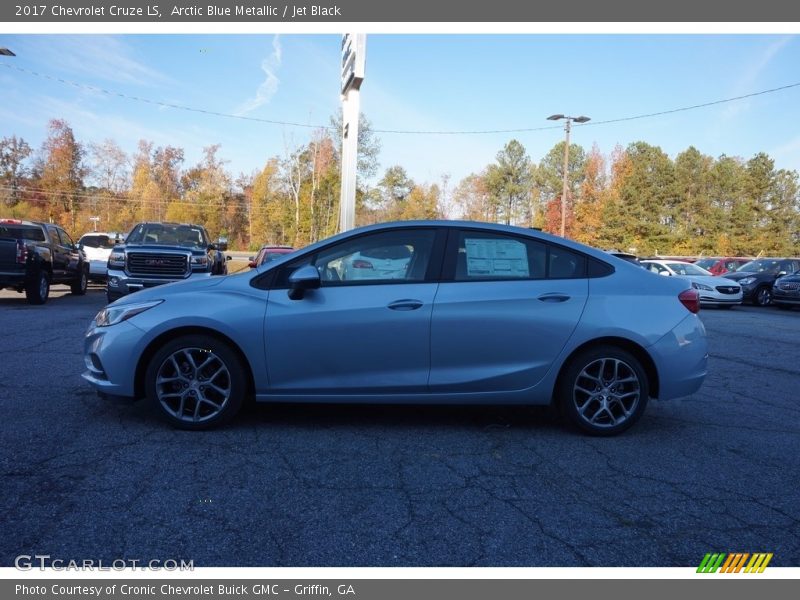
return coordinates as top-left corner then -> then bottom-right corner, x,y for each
15,240 -> 27,264
352,259 -> 373,269
679,288 -> 700,313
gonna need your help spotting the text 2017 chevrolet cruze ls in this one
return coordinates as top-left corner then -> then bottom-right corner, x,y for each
83,221 -> 708,436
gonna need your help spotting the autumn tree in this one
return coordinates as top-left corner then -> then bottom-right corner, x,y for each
39,119 -> 85,232
538,141 -> 587,236
0,135 -> 32,207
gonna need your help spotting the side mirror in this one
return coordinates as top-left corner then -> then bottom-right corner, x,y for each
776,271 -> 787,278
217,237 -> 228,252
226,255 -> 232,261
658,271 -> 671,277
288,265 -> 321,300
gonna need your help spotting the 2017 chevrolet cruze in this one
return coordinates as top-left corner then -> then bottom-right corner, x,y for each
82,221 -> 708,436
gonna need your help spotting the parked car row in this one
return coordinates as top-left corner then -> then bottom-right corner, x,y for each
612,250 -> 800,310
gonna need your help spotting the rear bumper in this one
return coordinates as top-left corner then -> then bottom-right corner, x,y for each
650,314 -> 708,400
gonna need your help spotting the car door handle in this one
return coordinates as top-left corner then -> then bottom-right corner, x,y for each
387,299 -> 424,311
537,293 -> 571,303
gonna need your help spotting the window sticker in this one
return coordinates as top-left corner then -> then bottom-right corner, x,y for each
464,238 -> 529,277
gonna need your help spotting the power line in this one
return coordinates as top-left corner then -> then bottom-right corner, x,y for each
4,62 -> 800,136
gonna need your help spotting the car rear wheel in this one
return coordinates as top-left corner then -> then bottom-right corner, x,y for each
145,334 -> 246,430
754,286 -> 772,307
557,346 -> 649,436
25,271 -> 50,305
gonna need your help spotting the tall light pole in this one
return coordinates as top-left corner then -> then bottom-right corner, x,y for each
339,34 -> 366,233
547,114 -> 590,237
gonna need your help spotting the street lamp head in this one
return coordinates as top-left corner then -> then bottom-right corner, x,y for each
547,114 -> 565,121
0,48 -> 16,57
573,116 -> 591,123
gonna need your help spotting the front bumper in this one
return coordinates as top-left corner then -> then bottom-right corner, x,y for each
772,289 -> 800,306
82,319 -> 144,398
107,268 -> 211,297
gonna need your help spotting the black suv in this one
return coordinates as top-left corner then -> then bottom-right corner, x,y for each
723,258 -> 800,306
0,219 -> 88,304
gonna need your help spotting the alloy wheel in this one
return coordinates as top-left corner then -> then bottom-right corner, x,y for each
572,357 -> 641,430
155,347 -> 232,424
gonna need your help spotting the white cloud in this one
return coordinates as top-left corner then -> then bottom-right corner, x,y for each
29,36 -> 172,88
721,36 -> 794,120
234,35 -> 282,116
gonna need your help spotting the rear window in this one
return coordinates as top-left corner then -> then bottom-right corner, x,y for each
0,225 -> 45,242
79,235 -> 117,249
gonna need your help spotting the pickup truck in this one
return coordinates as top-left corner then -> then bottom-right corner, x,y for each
0,218 -> 89,304
106,221 -> 230,303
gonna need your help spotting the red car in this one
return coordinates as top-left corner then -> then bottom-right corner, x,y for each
694,257 -> 752,276
248,245 -> 295,268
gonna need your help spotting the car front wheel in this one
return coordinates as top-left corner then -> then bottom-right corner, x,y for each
557,346 -> 649,436
754,286 -> 772,307
145,334 -> 246,430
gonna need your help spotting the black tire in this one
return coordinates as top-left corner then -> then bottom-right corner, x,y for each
557,345 -> 649,436
753,286 -> 772,307
106,291 -> 122,304
719,305 -> 734,310
25,271 -> 50,305
70,265 -> 88,295
145,334 -> 246,430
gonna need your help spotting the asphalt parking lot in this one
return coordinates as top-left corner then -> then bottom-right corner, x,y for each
1,285 -> 798,567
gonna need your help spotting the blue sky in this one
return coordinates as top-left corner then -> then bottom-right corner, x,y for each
1,34 -> 799,187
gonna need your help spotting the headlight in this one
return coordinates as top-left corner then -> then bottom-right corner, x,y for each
191,255 -> 209,268
108,251 -> 125,268
738,277 -> 756,285
692,282 -> 713,291
95,300 -> 163,327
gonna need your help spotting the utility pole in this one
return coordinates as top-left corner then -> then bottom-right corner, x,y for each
547,114 -> 591,237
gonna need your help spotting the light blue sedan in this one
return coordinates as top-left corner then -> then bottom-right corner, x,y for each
82,221 -> 708,436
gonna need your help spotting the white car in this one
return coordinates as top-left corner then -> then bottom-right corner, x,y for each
77,232 -> 124,281
641,259 -> 743,308
340,244 -> 413,281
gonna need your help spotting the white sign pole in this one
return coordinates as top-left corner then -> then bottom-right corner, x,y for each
339,33 -> 366,233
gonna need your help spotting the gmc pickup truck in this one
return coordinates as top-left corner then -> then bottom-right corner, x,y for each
0,219 -> 88,304
106,221 -> 229,303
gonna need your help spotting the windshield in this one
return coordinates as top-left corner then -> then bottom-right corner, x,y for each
126,223 -> 208,248
737,259 -> 781,273
79,234 -> 117,249
694,258 -> 717,270
665,262 -> 711,276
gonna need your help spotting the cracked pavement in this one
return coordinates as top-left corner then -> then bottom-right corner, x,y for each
1,286 -> 798,567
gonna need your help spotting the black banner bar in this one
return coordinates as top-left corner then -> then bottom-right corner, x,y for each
3,0 -> 800,22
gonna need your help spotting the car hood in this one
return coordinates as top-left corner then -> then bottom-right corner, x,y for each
776,274 -> 800,283
109,275 -> 227,306
722,271 -> 763,281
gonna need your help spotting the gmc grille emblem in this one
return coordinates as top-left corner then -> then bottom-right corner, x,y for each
146,259 -> 166,266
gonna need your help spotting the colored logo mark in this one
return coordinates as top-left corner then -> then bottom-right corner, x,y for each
697,553 -> 773,573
